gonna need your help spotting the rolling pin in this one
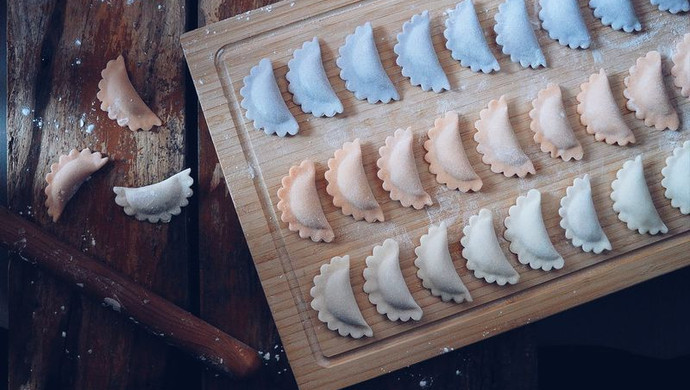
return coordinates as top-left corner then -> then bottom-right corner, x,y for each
0,205 -> 261,378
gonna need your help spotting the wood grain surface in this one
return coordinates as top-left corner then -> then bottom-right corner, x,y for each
182,0 -> 689,388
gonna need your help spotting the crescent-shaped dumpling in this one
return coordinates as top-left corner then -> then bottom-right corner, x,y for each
45,149 -> 109,222
363,239 -> 423,321
377,128 -> 432,209
310,255 -> 373,338
444,0 -> 500,73
611,155 -> 668,235
624,51 -> 679,131
529,83 -> 584,161
113,168 -> 194,223
494,0 -> 547,69
424,111 -> 482,192
662,141 -> 690,215
650,0 -> 689,14
394,10 -> 450,93
589,0 -> 641,33
96,55 -> 162,131
325,139 -> 384,223
474,96 -> 535,178
414,222 -> 473,303
277,160 -> 334,243
672,33 -> 690,98
504,189 -> 564,271
559,174 -> 612,254
461,209 -> 520,286
539,0 -> 591,49
576,69 -> 636,146
337,22 -> 399,104
240,58 -> 299,137
286,37 -> 343,118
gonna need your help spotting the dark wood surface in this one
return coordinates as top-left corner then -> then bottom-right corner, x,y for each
7,1 -> 688,389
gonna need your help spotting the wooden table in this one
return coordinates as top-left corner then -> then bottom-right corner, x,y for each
6,1 -> 687,389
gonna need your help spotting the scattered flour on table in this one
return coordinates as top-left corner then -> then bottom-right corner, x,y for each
21,107 -> 31,116
74,39 -> 81,46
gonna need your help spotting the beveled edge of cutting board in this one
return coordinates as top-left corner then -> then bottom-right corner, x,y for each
181,1 -> 690,388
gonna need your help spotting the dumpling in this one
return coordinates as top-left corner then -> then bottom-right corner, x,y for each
424,111 -> 483,192
539,0 -> 591,49
325,139 -> 384,222
576,69 -> 636,146
337,22 -> 400,104
444,0 -> 500,73
45,149 -> 108,222
277,160 -> 335,243
559,174 -> 612,254
240,58 -> 299,137
414,222 -> 473,303
474,96 -> 535,178
461,209 -> 520,285
529,83 -> 584,161
671,33 -> 690,98
395,10 -> 451,93
113,169 -> 194,223
624,51 -> 679,131
286,38 -> 343,118
97,55 -> 162,131
650,0 -> 689,14
504,189 -> 564,271
363,239 -> 423,321
310,255 -> 373,338
494,0 -> 547,69
611,155 -> 668,235
661,141 -> 690,215
377,128 -> 432,209
589,0 -> 641,33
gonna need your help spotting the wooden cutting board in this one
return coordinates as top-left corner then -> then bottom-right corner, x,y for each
181,1 -> 690,388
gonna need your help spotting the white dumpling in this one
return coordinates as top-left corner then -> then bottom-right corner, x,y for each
240,58 -> 298,137
414,222 -> 473,303
461,209 -> 520,285
559,174 -> 612,254
337,22 -> 399,104
113,168 -> 193,223
539,0 -> 591,49
650,0 -> 689,14
662,141 -> 690,215
395,10 -> 450,93
504,189 -> 564,271
286,37 -> 343,118
494,0 -> 547,69
611,155 -> 668,235
363,239 -> 423,321
310,255 -> 373,338
444,0 -> 500,73
589,0 -> 641,33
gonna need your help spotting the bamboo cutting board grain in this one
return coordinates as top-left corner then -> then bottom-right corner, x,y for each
182,1 -> 690,388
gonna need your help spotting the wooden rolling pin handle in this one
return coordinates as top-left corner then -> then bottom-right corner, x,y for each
0,206 -> 261,378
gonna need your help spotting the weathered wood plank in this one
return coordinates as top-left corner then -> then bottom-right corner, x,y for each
8,1 -> 195,388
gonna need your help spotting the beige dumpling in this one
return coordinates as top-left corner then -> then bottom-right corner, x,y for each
377,128 -> 432,209
671,33 -> 690,97
45,149 -> 108,222
576,69 -> 635,146
310,255 -> 373,338
96,55 -> 162,131
474,96 -> 535,178
424,111 -> 483,192
277,160 -> 334,243
624,51 -> 679,131
529,83 -> 583,161
113,169 -> 194,223
325,139 -> 384,222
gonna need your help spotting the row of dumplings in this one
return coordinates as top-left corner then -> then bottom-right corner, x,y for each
310,142 -> 690,338
277,43 -> 688,243
241,0 -> 689,137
